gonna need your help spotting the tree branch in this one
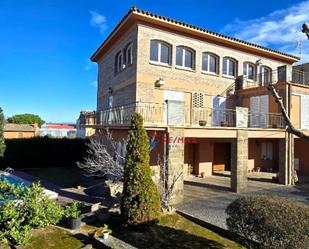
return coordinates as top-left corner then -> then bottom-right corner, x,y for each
267,83 -> 309,141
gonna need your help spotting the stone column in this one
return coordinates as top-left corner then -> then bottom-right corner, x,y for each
279,132 -> 294,185
167,127 -> 184,205
231,130 -> 248,193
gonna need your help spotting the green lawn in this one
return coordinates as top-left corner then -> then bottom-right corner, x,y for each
0,214 -> 244,249
0,226 -> 86,249
22,167 -> 97,188
110,213 -> 244,249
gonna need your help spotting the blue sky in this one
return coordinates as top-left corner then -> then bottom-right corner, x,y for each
0,0 -> 308,123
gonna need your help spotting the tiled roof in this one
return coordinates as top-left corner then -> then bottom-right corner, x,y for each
44,125 -> 75,130
4,123 -> 35,132
91,6 -> 299,61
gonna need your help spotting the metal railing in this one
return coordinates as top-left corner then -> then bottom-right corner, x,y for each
238,68 -> 309,90
186,107 -> 284,128
97,102 -> 285,129
292,69 -> 309,86
98,102 -> 165,125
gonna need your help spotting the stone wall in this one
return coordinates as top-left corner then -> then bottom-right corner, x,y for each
279,132 -> 294,185
136,23 -> 288,105
97,26 -> 138,111
167,127 -> 185,205
231,130 -> 248,192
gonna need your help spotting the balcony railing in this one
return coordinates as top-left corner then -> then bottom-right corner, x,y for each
292,69 -> 309,86
237,67 -> 309,90
98,102 -> 165,125
97,102 -> 285,129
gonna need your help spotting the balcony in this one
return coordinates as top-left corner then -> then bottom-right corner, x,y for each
237,66 -> 309,90
97,102 -> 285,129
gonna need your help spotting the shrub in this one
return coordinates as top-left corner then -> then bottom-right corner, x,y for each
0,137 -> 88,168
63,201 -> 82,219
121,113 -> 160,225
22,182 -> 63,227
0,108 -> 5,157
0,201 -> 32,245
0,180 -> 63,245
226,195 -> 309,249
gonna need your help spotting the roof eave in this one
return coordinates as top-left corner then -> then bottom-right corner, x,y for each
90,7 -> 299,63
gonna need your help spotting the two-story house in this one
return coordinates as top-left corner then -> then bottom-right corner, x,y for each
90,7 -> 309,203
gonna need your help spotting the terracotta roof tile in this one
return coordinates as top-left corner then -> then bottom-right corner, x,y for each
91,6 -> 299,62
4,124 -> 35,132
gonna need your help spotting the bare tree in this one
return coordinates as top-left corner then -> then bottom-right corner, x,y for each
156,155 -> 183,211
77,129 -> 126,181
268,83 -> 309,141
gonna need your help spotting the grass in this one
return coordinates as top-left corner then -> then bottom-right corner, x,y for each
0,226 -> 86,249
0,214 -> 244,249
24,227 -> 85,249
110,213 -> 244,249
21,167 -> 96,188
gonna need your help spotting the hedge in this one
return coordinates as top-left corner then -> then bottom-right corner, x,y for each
0,137 -> 88,168
226,195 -> 309,249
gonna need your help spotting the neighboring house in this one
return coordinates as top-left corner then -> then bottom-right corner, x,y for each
90,7 -> 309,203
76,110 -> 96,138
38,124 -> 76,138
4,123 -> 38,139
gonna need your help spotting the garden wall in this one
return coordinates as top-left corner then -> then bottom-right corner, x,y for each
0,137 -> 88,168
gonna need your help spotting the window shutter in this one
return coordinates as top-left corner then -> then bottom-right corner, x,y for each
301,95 -> 309,129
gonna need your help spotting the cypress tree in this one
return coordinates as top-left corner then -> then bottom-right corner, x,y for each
121,113 -> 160,225
0,108 -> 6,157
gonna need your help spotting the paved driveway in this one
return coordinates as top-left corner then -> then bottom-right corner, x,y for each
176,175 -> 309,229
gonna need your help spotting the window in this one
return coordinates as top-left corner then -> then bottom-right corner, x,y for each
17,132 -> 23,138
202,53 -> 218,73
243,62 -> 255,80
261,142 -> 273,160
125,43 -> 133,66
176,46 -> 194,69
150,40 -> 171,64
260,66 -> 272,85
115,52 -> 123,73
223,57 -> 237,77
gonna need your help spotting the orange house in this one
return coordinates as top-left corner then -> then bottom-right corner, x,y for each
4,123 -> 38,139
89,7 -> 309,203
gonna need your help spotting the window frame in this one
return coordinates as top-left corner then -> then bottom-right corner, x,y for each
125,43 -> 133,66
115,51 -> 123,73
149,40 -> 172,66
202,52 -> 219,74
222,57 -> 237,77
243,62 -> 256,80
260,66 -> 272,85
176,46 -> 195,70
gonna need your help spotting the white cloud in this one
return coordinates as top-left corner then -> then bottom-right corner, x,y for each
221,1 -> 309,63
90,80 -> 97,88
90,11 -> 107,34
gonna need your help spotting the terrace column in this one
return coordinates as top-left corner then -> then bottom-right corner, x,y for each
279,132 -> 294,185
167,127 -> 184,205
231,130 -> 248,193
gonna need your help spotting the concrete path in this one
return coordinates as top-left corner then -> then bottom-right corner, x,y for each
176,175 -> 309,230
